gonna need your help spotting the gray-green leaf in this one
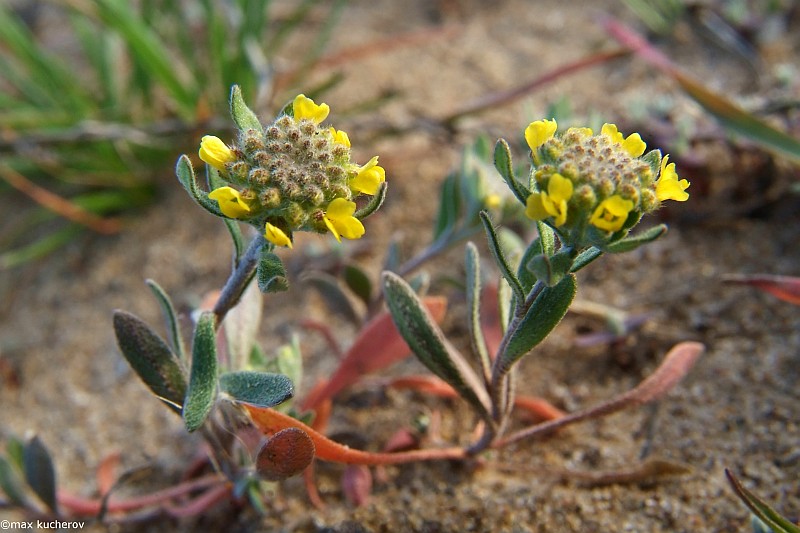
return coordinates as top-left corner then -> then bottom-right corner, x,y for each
23,436 -> 57,514
494,138 -> 529,203
183,312 -> 218,432
499,274 -> 577,374
382,272 -> 491,420
219,371 -> 294,407
604,224 -> 668,254
175,155 -> 223,217
113,310 -> 187,412
230,85 -> 262,132
257,249 -> 289,293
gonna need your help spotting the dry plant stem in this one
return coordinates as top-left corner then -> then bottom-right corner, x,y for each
57,474 -> 228,516
493,341 -> 705,448
469,281 -> 547,453
212,234 -> 265,326
245,405 -> 468,465
0,163 -> 121,234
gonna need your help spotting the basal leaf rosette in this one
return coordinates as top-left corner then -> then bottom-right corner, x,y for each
198,94 -> 386,249
523,120 -> 689,250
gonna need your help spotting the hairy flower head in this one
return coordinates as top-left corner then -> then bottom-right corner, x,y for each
520,122 -> 689,247
196,94 -> 384,247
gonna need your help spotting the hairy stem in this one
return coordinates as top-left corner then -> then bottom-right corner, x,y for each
212,234 -> 266,326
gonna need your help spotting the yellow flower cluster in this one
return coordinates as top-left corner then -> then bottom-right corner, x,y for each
198,95 -> 385,249
522,119 -> 689,242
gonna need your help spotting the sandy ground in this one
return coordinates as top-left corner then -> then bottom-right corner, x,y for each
1,0 -> 799,531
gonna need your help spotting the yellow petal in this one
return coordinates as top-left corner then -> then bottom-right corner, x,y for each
525,119 -> 558,152
566,126 -> 593,136
656,155 -> 690,202
601,123 -> 623,144
208,186 -> 251,219
350,156 -> 386,195
621,132 -> 646,157
547,173 -> 573,204
323,215 -> 341,242
590,195 -> 634,232
199,135 -> 236,171
265,223 -> 293,249
525,193 -> 548,220
293,94 -> 330,123
329,127 -> 351,148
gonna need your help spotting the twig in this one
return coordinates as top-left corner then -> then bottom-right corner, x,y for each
213,235 -> 265,326
0,164 -> 121,234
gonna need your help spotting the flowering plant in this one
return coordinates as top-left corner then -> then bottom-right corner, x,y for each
104,87 -> 701,514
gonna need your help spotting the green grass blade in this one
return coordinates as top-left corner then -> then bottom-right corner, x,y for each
93,0 -> 198,119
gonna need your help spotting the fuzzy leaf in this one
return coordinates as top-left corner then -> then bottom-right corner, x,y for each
183,312 -> 218,432
23,436 -> 58,514
230,85 -> 262,132
113,310 -> 187,411
257,249 -> 289,293
465,242 -> 491,379
343,263 -> 372,306
354,182 -> 387,220
175,155 -> 223,216
499,274 -> 577,373
493,138 -> 529,203
571,247 -> 603,273
382,272 -> 491,419
145,279 -> 186,362
480,211 -> 524,303
526,247 -> 576,287
219,371 -> 294,408
604,224 -> 667,253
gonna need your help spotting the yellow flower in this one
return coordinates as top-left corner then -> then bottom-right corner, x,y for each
350,156 -> 386,195
655,155 -> 690,202
484,194 -> 502,210
525,173 -> 573,226
265,222 -> 293,249
566,126 -> 593,136
208,186 -> 252,219
590,195 -> 634,232
601,123 -> 646,157
199,135 -> 236,171
525,119 -> 558,152
329,127 -> 351,148
323,198 -> 365,241
293,94 -> 330,124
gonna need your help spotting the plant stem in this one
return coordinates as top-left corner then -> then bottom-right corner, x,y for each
212,234 -> 266,326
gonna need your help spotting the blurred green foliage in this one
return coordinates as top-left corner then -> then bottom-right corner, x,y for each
0,0 -> 346,267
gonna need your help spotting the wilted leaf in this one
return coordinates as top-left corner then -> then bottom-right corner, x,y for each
723,274 -> 800,305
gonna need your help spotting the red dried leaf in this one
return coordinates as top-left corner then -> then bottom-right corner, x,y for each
342,465 -> 372,507
96,452 -> 121,496
723,274 -> 800,305
301,296 -> 448,411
